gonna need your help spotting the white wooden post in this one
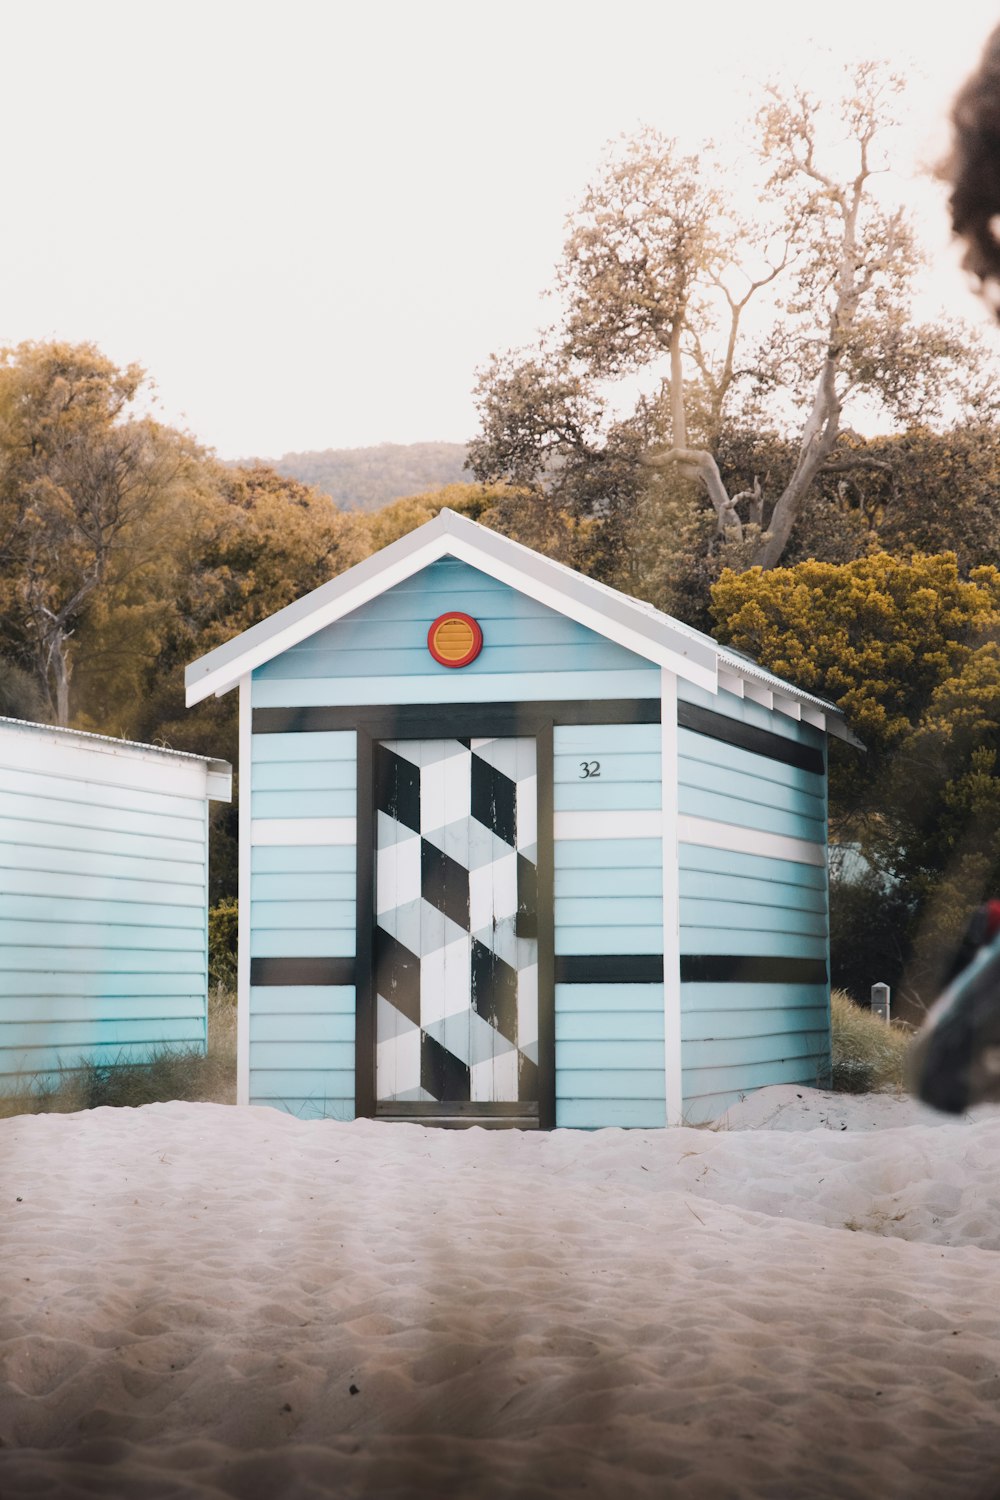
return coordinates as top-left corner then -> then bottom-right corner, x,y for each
870,982 -> 890,1023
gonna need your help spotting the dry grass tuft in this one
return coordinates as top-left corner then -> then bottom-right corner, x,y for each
0,987 -> 237,1118
830,988 -> 912,1094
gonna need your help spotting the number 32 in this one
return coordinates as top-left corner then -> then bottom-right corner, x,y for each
578,760 -> 601,779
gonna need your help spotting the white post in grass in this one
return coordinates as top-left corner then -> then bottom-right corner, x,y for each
871,982 -> 890,1023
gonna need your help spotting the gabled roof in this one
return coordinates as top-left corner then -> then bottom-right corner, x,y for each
185,508 -> 858,744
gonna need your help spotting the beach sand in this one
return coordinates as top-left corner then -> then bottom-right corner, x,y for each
3,1086 -> 1000,1498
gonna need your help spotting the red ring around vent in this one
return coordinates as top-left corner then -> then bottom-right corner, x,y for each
427,612 -> 483,668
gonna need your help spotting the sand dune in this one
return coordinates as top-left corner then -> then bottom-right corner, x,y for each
3,1088 -> 1000,1498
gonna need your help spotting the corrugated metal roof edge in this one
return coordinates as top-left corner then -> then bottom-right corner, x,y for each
0,716 -> 233,779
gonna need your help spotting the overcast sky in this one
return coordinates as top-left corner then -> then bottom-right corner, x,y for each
3,0 -> 999,460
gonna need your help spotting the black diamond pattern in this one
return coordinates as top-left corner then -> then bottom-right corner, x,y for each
420,837 -> 470,929
470,753 -> 517,846
470,937 -> 519,1045
421,1031 -> 471,1101
374,742 -> 420,834
375,928 -> 421,1026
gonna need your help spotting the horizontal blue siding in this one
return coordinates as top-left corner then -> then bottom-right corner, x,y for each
0,840 -> 206,885
251,845 -> 356,874
0,818 -> 202,864
251,788 -> 356,819
555,838 -> 662,870
248,723 -> 358,1116
682,1055 -> 831,1125
252,731 -> 358,763
6,971 -> 212,998
680,843 -> 826,888
253,669 -> 658,709
1,992 -> 204,1020
249,1069 -> 355,1103
0,1038 -> 203,1087
681,899 -> 827,938
678,784 -> 826,843
0,920 -> 205,952
555,865 -> 662,899
554,727 -> 663,968
248,987 -> 356,1119
676,689 -> 830,1122
251,559 -> 658,709
0,789 -> 205,842
0,893 -> 204,929
0,946 -> 204,972
252,871 -> 355,902
0,727 -> 211,1089
678,730 -> 824,794
256,559 -> 656,681
250,927 -> 355,959
681,928 -> 827,959
556,1099 -> 664,1128
250,984 -> 356,1015
681,1005 -> 827,1041
555,982 -> 664,1128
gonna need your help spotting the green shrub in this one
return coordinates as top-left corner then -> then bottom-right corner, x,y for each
208,898 -> 239,988
830,988 -> 912,1093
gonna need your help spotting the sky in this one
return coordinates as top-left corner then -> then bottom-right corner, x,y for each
3,0 -> 1000,461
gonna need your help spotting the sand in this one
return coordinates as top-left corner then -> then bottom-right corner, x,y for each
3,1087 -> 1000,1499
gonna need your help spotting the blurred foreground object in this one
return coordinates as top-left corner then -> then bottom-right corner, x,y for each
946,23 -> 1000,312
909,902 -> 1000,1112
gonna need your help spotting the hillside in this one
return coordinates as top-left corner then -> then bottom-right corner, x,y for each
248,441 -> 470,511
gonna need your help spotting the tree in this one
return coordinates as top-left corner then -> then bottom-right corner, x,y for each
0,657 -> 48,721
0,342 -> 200,724
711,552 -> 1000,1012
470,65 -> 996,579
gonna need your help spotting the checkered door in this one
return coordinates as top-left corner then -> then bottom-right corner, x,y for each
374,736 -> 538,1108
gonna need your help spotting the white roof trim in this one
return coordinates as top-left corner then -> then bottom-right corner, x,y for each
184,508 -> 857,744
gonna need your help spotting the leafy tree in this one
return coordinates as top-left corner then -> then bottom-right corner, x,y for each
711,552 -> 1000,1013
471,66 -> 996,579
0,657 -> 48,721
0,341 -> 201,724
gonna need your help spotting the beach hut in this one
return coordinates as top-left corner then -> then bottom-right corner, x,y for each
0,717 -> 231,1090
186,509 -> 856,1127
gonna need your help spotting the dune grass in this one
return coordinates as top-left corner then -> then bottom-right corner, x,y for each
830,987 -> 912,1094
0,987 -> 237,1118
2,984 -> 914,1117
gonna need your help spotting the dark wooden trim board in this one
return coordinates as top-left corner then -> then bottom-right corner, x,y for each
250,957 -> 356,986
677,701 -> 825,776
680,955 -> 828,985
253,698 -> 661,737
354,726 -> 376,1120
554,954 -> 665,985
376,1101 -> 539,1118
534,720 -> 556,1131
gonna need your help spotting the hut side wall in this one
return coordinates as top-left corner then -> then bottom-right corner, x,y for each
676,681 -> 831,1124
0,725 -> 211,1090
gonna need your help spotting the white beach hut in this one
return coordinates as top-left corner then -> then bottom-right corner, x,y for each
187,509 -> 857,1127
0,717 -> 231,1090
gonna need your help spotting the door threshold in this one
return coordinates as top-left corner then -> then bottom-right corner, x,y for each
375,1114 -> 540,1130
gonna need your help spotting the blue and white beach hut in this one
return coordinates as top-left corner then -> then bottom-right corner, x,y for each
186,509 -> 856,1127
0,718 -> 231,1090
